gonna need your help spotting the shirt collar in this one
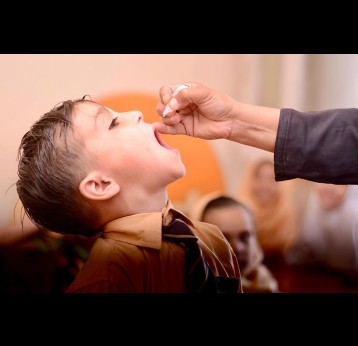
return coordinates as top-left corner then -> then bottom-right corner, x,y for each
102,199 -> 193,250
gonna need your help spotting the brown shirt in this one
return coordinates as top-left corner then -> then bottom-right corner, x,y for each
66,201 -> 241,293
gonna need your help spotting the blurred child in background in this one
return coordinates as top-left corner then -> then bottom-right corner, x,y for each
191,192 -> 279,293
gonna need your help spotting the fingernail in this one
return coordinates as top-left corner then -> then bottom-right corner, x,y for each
163,94 -> 171,104
169,98 -> 178,110
162,105 -> 172,117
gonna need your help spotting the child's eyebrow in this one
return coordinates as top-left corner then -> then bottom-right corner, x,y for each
79,103 -> 109,118
94,104 -> 114,117
99,105 -> 114,117
94,107 -> 113,128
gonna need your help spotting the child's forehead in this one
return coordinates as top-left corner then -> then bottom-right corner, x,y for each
74,100 -> 112,118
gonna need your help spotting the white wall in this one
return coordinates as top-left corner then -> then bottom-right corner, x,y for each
307,54 -> 358,110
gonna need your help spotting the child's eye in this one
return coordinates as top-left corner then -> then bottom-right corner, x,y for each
109,117 -> 118,129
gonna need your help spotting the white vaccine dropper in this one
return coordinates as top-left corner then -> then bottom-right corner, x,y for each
162,84 -> 189,117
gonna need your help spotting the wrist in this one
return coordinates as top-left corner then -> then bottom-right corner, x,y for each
228,101 -> 249,143
229,102 -> 280,152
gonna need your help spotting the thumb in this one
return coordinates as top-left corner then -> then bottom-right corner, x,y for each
153,122 -> 178,135
168,82 -> 205,111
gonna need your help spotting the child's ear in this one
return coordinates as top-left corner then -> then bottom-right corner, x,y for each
79,172 -> 120,200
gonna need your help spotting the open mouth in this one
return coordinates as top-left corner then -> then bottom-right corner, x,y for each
154,129 -> 173,150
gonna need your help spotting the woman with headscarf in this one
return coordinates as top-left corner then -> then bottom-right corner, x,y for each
237,157 -> 299,257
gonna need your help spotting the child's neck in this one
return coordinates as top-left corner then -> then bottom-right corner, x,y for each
112,187 -> 169,218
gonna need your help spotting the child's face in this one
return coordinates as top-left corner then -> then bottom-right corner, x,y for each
315,183 -> 348,211
203,205 -> 257,273
72,101 -> 186,190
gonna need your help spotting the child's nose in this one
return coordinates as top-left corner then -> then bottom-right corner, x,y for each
236,241 -> 247,253
120,111 -> 143,123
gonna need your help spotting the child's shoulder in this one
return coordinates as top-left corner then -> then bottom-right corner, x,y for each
191,220 -> 226,243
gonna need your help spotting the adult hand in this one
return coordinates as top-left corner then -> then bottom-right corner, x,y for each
155,82 -> 237,140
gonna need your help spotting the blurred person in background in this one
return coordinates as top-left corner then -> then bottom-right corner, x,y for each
237,158 -> 299,256
191,191 -> 279,293
287,183 -> 358,281
236,157 -> 299,284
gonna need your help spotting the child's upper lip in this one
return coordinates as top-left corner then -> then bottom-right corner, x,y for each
154,129 -> 171,150
152,124 -> 172,150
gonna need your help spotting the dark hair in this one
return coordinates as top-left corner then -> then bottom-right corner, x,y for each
202,195 -> 255,229
16,98 -> 102,237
